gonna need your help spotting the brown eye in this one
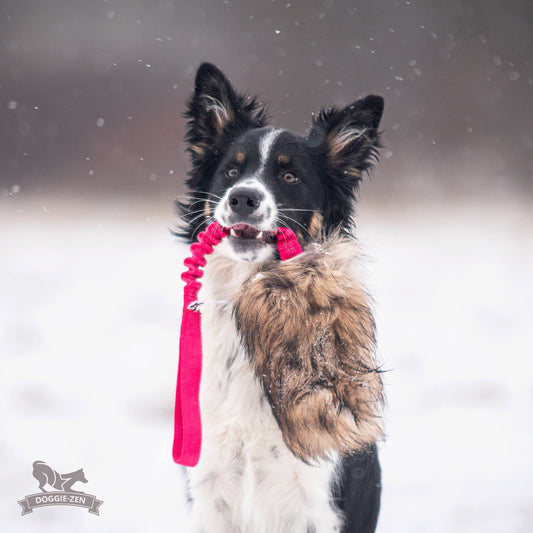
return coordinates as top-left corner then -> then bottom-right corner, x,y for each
226,167 -> 239,179
282,172 -> 299,184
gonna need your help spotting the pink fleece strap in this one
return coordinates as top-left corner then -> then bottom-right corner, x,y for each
173,222 -> 302,466
276,226 -> 303,260
173,221 -> 228,466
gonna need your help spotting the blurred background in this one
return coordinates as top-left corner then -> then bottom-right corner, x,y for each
2,0 -> 533,200
1,1 -> 532,532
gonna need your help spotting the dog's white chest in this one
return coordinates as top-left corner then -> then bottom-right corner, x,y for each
197,257 -> 271,440
200,302 -> 273,442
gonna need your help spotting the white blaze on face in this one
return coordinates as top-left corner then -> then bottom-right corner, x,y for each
258,128 -> 283,176
214,129 -> 284,263
215,128 -> 283,230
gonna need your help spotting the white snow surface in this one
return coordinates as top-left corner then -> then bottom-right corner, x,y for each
1,194 -> 532,532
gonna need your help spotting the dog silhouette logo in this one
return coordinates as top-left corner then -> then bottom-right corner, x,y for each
18,461 -> 103,516
33,461 -> 88,493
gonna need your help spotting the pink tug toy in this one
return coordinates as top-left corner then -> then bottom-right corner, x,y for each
173,221 -> 303,466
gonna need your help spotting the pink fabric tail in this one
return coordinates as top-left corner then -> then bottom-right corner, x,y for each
173,222 -> 302,466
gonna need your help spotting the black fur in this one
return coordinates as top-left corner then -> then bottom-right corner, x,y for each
333,445 -> 382,533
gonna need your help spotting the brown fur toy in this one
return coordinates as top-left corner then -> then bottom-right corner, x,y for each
234,238 -> 384,462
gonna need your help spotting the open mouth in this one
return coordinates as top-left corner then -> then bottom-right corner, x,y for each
227,223 -> 276,244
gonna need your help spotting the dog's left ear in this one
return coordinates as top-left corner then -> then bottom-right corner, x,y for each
184,63 -> 268,166
307,95 -> 384,181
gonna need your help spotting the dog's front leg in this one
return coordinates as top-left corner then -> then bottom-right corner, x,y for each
187,437 -> 246,533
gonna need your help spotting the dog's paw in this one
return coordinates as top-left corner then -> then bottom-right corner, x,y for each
234,238 -> 384,461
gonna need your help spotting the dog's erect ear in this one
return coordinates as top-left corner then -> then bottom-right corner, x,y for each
307,95 -> 384,181
184,63 -> 268,165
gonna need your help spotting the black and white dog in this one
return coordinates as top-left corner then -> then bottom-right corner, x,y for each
177,63 -> 385,533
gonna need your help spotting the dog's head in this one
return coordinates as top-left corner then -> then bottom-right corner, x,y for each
74,469 -> 88,483
178,63 -> 384,263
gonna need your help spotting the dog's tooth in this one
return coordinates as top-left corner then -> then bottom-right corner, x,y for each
230,228 -> 237,238
256,231 -> 263,240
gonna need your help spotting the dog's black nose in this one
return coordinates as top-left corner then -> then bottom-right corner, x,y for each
228,187 -> 264,217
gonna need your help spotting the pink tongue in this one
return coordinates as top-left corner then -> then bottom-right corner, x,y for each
242,226 -> 258,239
232,224 -> 259,239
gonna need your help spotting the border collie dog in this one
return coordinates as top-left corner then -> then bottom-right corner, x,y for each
177,63 -> 385,533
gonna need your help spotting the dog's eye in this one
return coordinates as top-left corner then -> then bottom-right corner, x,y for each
282,172 -> 299,184
226,168 -> 239,179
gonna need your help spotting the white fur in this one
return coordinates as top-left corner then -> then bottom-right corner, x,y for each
258,128 -> 283,175
330,127 -> 369,157
201,94 -> 232,126
215,236 -> 276,264
186,250 -> 344,533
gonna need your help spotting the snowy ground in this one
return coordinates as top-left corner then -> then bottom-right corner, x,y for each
1,193 -> 532,532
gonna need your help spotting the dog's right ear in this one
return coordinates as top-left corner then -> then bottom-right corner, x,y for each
184,63 -> 268,166
307,95 -> 384,182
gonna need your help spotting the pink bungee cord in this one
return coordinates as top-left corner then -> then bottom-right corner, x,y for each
173,221 -> 303,466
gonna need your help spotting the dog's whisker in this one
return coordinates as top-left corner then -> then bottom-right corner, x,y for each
184,208 -> 213,218
277,213 -> 312,238
177,196 -> 220,206
188,212 -> 211,230
277,206 -> 323,214
191,215 -> 215,236
176,191 -> 223,201
206,192 -> 224,201
194,191 -> 223,202
187,210 -> 210,222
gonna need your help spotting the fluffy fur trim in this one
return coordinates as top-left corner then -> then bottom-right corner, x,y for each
234,238 -> 384,462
